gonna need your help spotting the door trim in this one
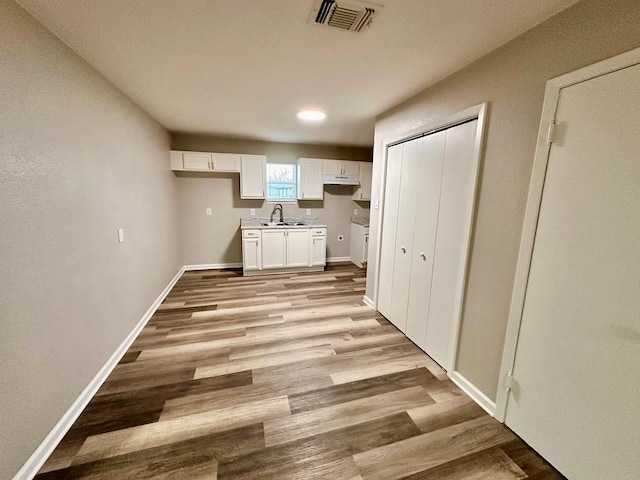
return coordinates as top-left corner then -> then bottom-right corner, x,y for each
372,102 -> 488,375
494,46 -> 640,422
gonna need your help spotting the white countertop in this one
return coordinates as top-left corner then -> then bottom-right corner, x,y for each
241,217 -> 327,229
351,215 -> 370,227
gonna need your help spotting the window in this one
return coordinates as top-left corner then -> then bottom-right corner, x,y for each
266,163 -> 297,202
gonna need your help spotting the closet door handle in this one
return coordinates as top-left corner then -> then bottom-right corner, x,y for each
419,252 -> 426,261
400,246 -> 406,254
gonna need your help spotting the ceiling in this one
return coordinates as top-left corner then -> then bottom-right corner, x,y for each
18,0 -> 579,146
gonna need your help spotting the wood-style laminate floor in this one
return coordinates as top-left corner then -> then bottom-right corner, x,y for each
36,264 -> 564,479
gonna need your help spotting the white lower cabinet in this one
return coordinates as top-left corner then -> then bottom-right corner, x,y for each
310,228 -> 327,266
261,230 -> 286,269
243,227 -> 327,274
350,223 -> 369,268
285,229 -> 310,267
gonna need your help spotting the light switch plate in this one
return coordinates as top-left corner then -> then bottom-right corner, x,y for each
250,209 -> 255,216
306,209 -> 311,215
118,228 -> 124,243
374,199 -> 379,209
353,209 -> 358,215
205,208 -> 212,216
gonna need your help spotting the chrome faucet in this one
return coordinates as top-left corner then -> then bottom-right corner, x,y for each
270,203 -> 284,223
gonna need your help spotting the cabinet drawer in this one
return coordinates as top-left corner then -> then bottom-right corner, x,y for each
311,228 -> 327,236
242,229 -> 261,238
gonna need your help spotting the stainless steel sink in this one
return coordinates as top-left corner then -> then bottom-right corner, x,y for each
260,222 -> 306,227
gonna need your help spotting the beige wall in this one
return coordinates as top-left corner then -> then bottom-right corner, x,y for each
171,134 -> 372,265
0,2 -> 181,478
367,0 -> 640,401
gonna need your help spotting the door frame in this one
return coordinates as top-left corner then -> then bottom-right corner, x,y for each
494,46 -> 640,422
372,102 -> 488,376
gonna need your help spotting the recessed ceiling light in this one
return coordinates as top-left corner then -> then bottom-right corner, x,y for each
297,109 -> 326,121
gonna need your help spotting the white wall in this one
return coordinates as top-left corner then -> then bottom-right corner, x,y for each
366,0 -> 640,401
0,1 -> 181,477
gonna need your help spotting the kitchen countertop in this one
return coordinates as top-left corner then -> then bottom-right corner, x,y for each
351,215 -> 370,227
241,217 -> 327,229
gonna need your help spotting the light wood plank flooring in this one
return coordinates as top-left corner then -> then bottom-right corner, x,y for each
36,264 -> 564,479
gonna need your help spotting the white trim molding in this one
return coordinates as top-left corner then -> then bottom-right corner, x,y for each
450,371 -> 496,417
494,46 -> 640,423
326,256 -> 351,263
362,295 -> 375,310
12,266 -> 186,480
183,262 -> 243,270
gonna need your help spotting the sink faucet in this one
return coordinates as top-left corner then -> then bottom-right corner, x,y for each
270,203 -> 284,223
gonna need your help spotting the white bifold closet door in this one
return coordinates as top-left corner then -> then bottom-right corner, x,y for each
378,119 -> 478,369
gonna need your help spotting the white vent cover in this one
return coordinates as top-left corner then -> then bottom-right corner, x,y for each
309,0 -> 378,32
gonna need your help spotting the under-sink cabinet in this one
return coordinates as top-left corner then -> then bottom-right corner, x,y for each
242,226 -> 327,276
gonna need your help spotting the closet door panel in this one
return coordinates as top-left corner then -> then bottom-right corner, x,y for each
388,137 -> 423,332
377,144 -> 403,319
426,120 -> 478,368
405,131 -> 446,347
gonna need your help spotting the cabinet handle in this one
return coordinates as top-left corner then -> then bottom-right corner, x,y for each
419,252 -> 426,261
400,246 -> 406,254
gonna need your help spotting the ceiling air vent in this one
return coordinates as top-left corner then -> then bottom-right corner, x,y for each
310,0 -> 378,32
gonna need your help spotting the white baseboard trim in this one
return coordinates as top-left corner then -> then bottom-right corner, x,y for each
12,266 -> 185,480
450,371 -> 496,417
327,256 -> 351,263
183,263 -> 243,270
362,295 -> 375,310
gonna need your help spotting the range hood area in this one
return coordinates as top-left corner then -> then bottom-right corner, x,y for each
322,174 -> 360,185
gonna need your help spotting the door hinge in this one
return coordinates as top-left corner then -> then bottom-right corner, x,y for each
504,372 -> 514,391
546,122 -> 556,146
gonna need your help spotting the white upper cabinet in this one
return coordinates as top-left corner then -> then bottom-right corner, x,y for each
170,150 -> 240,172
211,153 -> 241,172
182,152 -> 211,170
322,159 -> 359,184
240,155 -> 266,199
297,158 -> 324,200
353,162 -> 373,201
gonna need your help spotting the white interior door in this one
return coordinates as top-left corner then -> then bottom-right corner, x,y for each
425,120 -> 478,368
387,137 -> 422,332
377,144 -> 403,320
405,132 -> 446,347
505,63 -> 640,479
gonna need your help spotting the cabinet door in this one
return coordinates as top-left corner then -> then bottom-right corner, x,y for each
242,238 -> 262,271
425,120 -> 478,368
341,161 -> 360,177
297,159 -> 324,200
405,131 -> 446,349
350,223 -> 363,266
183,152 -> 211,170
311,235 -> 327,267
377,144 -> 404,319
387,136 -> 424,333
212,153 -> 241,172
322,159 -> 342,176
240,155 -> 266,199
353,162 -> 373,201
363,234 -> 369,264
261,230 -> 286,269
286,229 -> 310,267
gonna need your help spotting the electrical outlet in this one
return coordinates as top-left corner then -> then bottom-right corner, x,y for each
205,208 -> 212,216
250,208 -> 255,216
117,228 -> 124,243
353,209 -> 358,215
306,209 -> 311,215
337,235 -> 344,242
